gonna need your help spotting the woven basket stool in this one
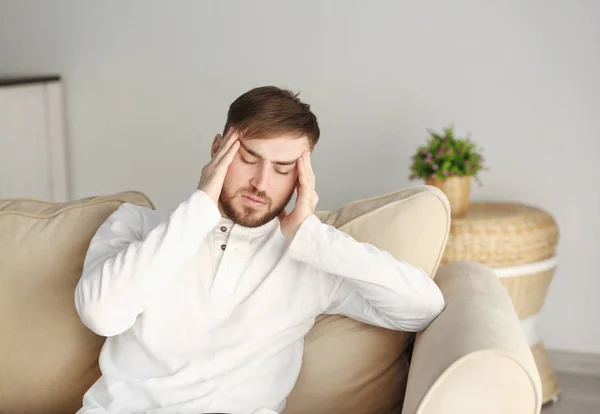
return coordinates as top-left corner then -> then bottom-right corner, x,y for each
442,202 -> 560,405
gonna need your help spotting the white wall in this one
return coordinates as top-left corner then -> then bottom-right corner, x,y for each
1,0 -> 598,354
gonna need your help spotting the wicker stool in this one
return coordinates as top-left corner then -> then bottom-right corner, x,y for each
442,202 -> 560,405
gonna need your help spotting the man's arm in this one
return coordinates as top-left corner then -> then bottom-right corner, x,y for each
75,190 -> 221,337
75,127 -> 241,337
280,150 -> 444,331
287,214 -> 445,332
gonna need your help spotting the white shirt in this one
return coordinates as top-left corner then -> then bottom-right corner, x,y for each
75,190 -> 445,414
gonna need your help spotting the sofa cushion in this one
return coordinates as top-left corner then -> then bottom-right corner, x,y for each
284,185 -> 450,414
0,192 -> 154,414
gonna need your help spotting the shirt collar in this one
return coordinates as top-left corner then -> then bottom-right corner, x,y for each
217,216 -> 280,237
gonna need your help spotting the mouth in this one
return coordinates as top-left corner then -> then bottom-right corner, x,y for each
241,194 -> 267,206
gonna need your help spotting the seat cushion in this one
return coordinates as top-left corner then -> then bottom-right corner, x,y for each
284,185 -> 450,414
0,192 -> 154,414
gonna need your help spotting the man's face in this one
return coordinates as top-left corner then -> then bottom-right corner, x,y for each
213,132 -> 310,228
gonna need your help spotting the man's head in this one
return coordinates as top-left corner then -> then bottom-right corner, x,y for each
212,86 -> 320,228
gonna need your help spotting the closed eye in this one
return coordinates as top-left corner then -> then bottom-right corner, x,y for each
240,156 -> 258,165
240,153 -> 292,175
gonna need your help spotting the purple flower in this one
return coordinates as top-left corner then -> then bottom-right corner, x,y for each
433,164 -> 439,171
443,170 -> 448,176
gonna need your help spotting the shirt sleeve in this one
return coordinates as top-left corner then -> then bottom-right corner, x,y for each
74,190 -> 221,337
287,214 -> 445,332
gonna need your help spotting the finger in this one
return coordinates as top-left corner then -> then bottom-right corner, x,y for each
220,126 -> 238,146
213,128 -> 241,163
224,126 -> 236,139
218,140 -> 240,167
297,157 -> 309,188
215,128 -> 240,159
307,152 -> 316,187
210,129 -> 230,159
303,151 -> 315,188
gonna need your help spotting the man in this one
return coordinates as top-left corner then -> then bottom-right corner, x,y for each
75,86 -> 445,414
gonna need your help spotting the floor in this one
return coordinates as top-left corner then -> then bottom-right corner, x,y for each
541,371 -> 600,413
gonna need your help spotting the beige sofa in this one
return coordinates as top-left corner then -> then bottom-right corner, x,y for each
0,185 -> 542,414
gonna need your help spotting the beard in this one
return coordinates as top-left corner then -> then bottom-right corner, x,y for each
219,185 -> 294,228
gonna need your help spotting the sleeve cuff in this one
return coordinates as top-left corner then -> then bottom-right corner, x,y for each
192,189 -> 222,227
287,214 -> 323,262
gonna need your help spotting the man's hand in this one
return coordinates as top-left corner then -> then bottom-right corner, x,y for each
197,128 -> 240,205
279,150 -> 319,240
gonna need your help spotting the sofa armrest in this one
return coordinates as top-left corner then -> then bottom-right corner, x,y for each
402,261 -> 542,414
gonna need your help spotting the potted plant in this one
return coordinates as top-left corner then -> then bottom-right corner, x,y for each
409,125 -> 486,217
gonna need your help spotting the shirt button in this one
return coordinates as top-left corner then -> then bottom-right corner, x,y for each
220,226 -> 227,232
221,244 -> 226,251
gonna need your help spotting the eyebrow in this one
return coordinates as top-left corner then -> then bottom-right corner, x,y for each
239,142 -> 298,166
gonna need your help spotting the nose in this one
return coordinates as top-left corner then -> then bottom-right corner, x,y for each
249,163 -> 270,193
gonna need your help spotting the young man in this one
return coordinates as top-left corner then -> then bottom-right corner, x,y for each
75,86 -> 445,414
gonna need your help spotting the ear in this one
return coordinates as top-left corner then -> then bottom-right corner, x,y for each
211,134 -> 222,158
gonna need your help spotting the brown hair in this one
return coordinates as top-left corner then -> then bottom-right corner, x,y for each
223,86 -> 320,149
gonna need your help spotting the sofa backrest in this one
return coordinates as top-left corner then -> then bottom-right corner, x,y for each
0,192 -> 154,414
